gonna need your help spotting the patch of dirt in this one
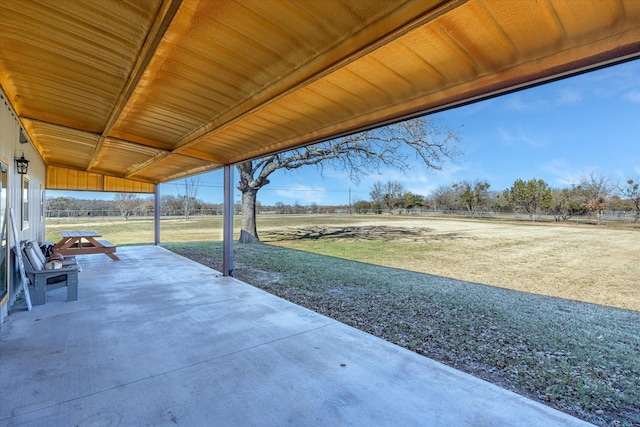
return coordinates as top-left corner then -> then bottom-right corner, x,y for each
265,225 -> 468,243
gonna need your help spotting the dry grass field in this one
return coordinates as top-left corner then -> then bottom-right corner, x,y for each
46,214 -> 639,311
257,215 -> 640,312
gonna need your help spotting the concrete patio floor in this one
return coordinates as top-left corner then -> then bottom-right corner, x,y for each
1,245 -> 593,426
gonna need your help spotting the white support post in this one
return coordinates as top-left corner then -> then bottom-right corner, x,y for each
154,184 -> 160,245
222,165 -> 234,276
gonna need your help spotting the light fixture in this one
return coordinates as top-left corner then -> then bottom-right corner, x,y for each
15,153 -> 29,175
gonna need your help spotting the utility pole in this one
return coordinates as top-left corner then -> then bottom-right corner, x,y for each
349,188 -> 352,215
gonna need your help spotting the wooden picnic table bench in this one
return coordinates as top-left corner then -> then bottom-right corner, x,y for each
53,230 -> 120,261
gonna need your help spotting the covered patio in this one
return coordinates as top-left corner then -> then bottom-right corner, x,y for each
1,245 -> 592,426
1,1 -> 638,424
1,0 -> 639,277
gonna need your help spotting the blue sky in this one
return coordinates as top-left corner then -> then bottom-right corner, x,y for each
51,59 -> 640,206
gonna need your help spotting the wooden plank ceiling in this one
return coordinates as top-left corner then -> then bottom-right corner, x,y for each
1,0 -> 639,192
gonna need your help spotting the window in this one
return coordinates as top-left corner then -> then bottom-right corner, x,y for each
21,175 -> 29,230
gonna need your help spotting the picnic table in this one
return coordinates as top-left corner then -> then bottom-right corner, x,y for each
53,230 -> 119,261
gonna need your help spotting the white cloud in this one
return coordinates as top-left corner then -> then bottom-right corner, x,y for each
275,185 -> 327,205
506,96 -> 547,112
539,159 -> 595,187
351,162 -> 468,198
496,127 -> 546,148
322,168 -> 351,180
454,98 -> 497,115
583,61 -> 640,100
624,90 -> 640,103
496,127 -> 513,144
556,88 -> 582,105
504,87 -> 581,111
261,183 -> 330,206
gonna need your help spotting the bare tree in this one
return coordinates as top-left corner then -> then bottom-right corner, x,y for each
237,117 -> 460,243
579,172 -> 613,200
586,196 -> 608,225
431,184 -> 461,211
113,193 -> 141,220
550,186 -> 585,221
578,172 -> 613,225
370,181 -> 406,213
160,194 -> 182,216
620,179 -> 640,222
181,177 -> 201,220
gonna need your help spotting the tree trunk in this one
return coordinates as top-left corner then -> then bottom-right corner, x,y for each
239,188 -> 260,243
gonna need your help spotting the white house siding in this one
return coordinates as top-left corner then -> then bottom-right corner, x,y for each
0,98 -> 46,324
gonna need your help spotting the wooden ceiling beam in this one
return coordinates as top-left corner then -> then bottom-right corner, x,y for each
172,0 -> 467,155
101,0 -> 183,138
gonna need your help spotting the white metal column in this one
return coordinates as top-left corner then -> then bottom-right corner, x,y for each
222,165 -> 234,276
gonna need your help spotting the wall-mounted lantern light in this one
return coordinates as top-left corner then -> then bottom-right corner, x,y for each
15,153 -> 29,175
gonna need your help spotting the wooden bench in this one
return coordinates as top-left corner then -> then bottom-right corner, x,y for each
98,240 -> 116,250
22,242 -> 80,306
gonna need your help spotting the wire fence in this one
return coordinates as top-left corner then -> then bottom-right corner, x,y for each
45,209 -> 639,224
45,209 -> 225,218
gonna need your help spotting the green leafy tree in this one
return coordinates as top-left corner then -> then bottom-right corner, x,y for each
453,180 -> 490,217
503,178 -> 552,221
352,200 -> 372,214
403,192 -> 426,210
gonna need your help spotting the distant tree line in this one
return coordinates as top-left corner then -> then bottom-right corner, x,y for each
353,173 -> 639,223
47,178 -> 217,220
46,194 -> 225,219
47,173 -> 640,224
